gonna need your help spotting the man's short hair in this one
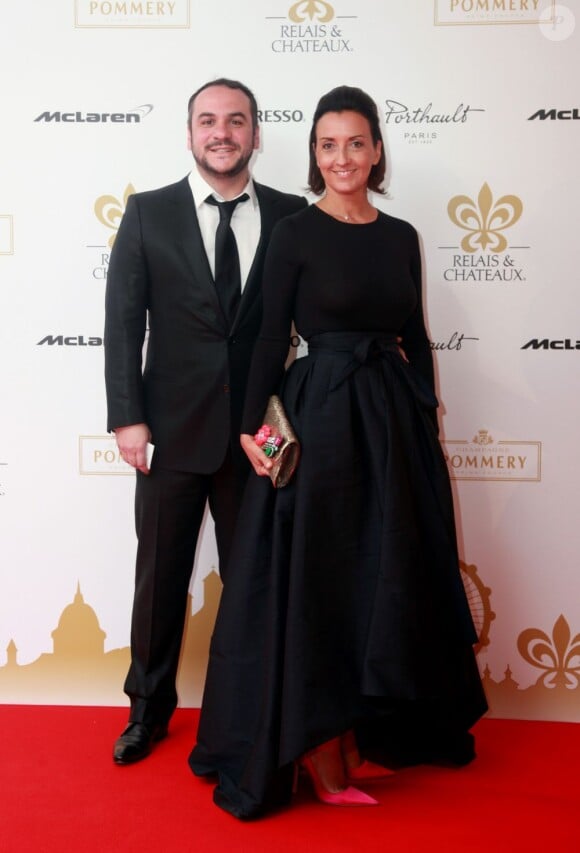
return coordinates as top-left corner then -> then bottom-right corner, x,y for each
187,78 -> 259,131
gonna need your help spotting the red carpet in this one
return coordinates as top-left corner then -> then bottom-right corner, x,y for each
1,706 -> 578,852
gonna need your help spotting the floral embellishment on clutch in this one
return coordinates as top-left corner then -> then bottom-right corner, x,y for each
252,397 -> 300,488
254,424 -> 283,457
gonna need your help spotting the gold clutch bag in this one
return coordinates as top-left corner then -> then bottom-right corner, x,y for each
254,395 -> 300,488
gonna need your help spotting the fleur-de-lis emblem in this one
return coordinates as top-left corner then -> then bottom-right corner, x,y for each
289,0 -> 334,23
94,183 -> 135,249
472,429 -> 494,446
517,615 -> 580,688
448,182 -> 522,253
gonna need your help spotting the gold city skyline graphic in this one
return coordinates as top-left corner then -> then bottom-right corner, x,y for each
0,571 -> 221,708
1,563 -> 578,721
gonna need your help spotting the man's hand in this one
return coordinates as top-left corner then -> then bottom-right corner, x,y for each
241,433 -> 273,478
115,423 -> 152,474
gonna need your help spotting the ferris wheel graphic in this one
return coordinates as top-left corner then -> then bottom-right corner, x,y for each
459,561 -> 495,654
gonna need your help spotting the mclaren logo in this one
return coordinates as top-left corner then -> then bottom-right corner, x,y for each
34,104 -> 153,123
521,339 -> 580,350
37,335 -> 103,346
528,109 -> 580,121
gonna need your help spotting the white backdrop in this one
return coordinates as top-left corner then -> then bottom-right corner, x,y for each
1,0 -> 579,721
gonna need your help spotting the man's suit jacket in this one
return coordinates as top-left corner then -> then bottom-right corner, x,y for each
104,176 -> 306,473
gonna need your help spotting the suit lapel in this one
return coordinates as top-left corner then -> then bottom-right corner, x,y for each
170,178 -> 227,331
170,178 -> 282,336
231,182 -> 276,334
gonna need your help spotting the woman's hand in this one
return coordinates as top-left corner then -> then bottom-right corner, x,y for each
241,433 -> 274,478
396,336 -> 408,363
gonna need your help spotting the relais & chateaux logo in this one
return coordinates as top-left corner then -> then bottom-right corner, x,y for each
265,1 -> 357,53
440,182 -> 527,283
95,183 -> 135,249
87,183 -> 135,280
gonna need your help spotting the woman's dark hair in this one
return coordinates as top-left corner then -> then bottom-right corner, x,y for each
308,86 -> 386,195
187,78 -> 259,131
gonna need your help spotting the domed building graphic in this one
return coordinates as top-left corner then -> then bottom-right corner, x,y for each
0,572 -> 222,707
51,584 -> 106,659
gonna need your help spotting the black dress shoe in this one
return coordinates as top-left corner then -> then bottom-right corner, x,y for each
113,722 -> 168,765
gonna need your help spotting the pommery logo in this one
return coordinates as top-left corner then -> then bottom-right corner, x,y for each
79,436 -> 134,475
79,436 -> 154,474
266,1 -> 357,53
434,0 -> 550,26
442,429 -> 542,482
74,0 -> 190,28
440,183 -> 528,284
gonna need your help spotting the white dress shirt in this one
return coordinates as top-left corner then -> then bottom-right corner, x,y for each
187,168 -> 261,291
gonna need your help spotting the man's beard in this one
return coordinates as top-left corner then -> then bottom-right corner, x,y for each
194,143 -> 253,179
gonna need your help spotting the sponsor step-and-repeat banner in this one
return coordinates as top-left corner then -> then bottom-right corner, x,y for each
1,1 -> 579,720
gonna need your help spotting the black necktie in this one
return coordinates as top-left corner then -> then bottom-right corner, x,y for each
206,193 -> 249,327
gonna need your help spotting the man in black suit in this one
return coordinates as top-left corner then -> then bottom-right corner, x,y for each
104,78 -> 306,764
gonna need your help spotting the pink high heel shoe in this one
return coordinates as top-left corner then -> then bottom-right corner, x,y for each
299,755 -> 378,806
346,760 -> 395,783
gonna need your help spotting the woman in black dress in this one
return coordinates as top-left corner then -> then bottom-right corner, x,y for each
189,86 -> 487,818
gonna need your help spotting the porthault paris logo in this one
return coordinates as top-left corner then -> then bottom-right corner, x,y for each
94,183 -> 134,249
266,1 -> 356,53
384,98 -> 485,145
441,182 -> 526,283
